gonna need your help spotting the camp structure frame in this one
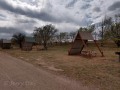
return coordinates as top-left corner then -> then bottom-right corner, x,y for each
68,31 -> 104,57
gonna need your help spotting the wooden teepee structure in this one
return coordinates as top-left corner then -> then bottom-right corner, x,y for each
68,31 -> 104,57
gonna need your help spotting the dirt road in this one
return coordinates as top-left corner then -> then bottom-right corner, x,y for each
0,52 -> 97,90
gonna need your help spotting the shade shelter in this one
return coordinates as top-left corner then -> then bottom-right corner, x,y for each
22,37 -> 35,51
1,39 -> 11,49
68,31 -> 104,57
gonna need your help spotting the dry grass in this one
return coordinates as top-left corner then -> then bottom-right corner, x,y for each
2,43 -> 120,90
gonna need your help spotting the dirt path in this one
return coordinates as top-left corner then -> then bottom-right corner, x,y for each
0,52 -> 98,90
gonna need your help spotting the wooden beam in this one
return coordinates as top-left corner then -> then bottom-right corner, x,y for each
69,32 -> 84,55
94,40 -> 104,57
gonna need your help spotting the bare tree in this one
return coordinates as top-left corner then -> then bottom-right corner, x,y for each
99,16 -> 112,47
34,24 -> 57,50
92,32 -> 98,40
69,31 -> 76,42
55,32 -> 67,45
12,33 -> 25,48
106,14 -> 120,47
99,14 -> 120,47
78,24 -> 95,33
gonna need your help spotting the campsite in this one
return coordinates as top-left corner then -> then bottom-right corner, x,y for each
0,0 -> 120,90
0,20 -> 120,90
0,21 -> 120,90
1,39 -> 120,90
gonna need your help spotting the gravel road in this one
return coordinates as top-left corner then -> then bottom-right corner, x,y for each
0,52 -> 97,90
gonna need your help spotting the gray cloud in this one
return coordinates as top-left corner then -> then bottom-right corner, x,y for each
93,7 -> 101,12
0,0 -> 58,23
0,18 -> 6,21
19,0 -> 39,6
17,19 -> 37,24
66,0 -> 78,8
0,26 -> 33,39
0,0 -> 84,25
82,0 -> 93,2
0,14 -> 6,18
94,15 -> 101,19
0,33 -> 12,39
86,14 -> 92,19
0,0 -> 119,39
0,27 -> 26,34
108,1 -> 120,11
0,14 -> 7,20
81,4 -> 91,9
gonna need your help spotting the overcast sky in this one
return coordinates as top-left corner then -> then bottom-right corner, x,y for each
0,0 -> 120,39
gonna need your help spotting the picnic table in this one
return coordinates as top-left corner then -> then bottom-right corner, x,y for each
115,52 -> 120,62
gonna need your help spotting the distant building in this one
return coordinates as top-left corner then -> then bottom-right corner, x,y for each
1,39 -> 11,49
0,39 -> 2,48
22,37 -> 35,51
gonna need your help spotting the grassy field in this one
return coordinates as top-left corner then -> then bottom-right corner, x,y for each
1,43 -> 120,90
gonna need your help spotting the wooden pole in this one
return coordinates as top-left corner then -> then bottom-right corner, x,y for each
94,40 -> 104,57
115,52 -> 120,62
119,55 -> 120,62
